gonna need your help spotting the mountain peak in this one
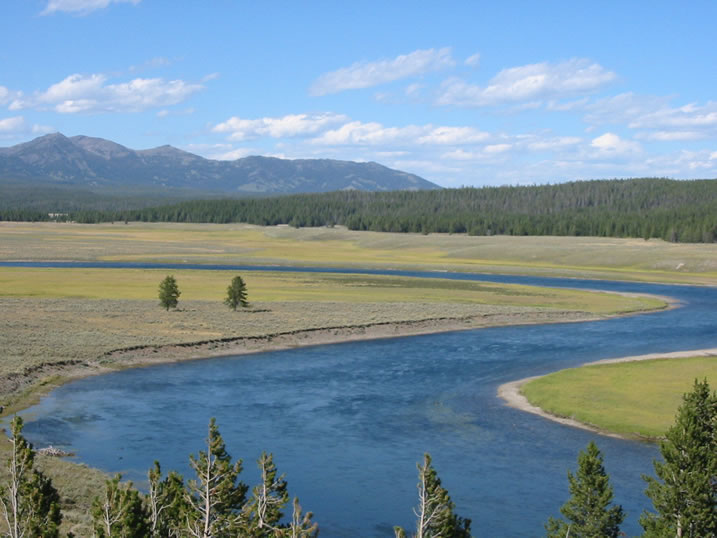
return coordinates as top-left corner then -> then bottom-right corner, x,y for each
0,133 -> 440,194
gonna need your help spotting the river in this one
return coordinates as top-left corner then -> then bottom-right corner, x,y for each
8,263 -> 717,536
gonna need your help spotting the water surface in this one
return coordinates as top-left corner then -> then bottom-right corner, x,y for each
14,268 -> 717,536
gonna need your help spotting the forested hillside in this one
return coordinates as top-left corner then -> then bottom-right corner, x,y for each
4,178 -> 716,242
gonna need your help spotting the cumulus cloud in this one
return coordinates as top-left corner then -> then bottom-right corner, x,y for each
310,47 -> 455,96
0,116 -> 54,138
311,121 -> 492,147
42,0 -> 140,15
590,132 -> 641,155
10,73 -> 205,113
0,116 -> 25,132
436,58 -> 616,107
213,113 -> 349,141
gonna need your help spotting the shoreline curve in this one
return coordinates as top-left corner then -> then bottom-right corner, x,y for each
497,348 -> 717,440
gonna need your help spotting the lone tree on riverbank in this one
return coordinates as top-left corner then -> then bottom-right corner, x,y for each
640,378 -> 717,537
158,275 -> 181,311
224,275 -> 249,310
545,441 -> 624,538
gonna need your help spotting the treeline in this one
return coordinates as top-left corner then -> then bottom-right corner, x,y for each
3,380 -> 715,536
4,178 -> 717,243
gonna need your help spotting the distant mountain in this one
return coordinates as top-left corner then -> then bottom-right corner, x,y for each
0,133 -> 439,195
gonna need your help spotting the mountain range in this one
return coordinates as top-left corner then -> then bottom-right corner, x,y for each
0,133 -> 439,196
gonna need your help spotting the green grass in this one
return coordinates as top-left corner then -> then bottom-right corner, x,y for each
0,267 -> 665,312
0,267 -> 664,378
1,222 -> 716,285
521,357 -> 717,438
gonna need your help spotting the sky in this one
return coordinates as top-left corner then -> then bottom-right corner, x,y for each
1,1 -> 716,188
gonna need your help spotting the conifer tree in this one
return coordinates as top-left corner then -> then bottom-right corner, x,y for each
285,497 -> 319,538
394,453 -> 471,538
640,379 -> 717,537
545,441 -> 624,538
241,452 -> 289,536
159,275 -> 181,311
0,416 -> 62,538
224,276 -> 249,311
91,474 -> 149,538
146,461 -> 188,538
184,418 -> 247,538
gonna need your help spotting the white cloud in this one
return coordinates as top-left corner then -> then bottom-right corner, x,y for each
441,149 -> 484,160
312,121 -> 425,146
156,107 -> 195,118
526,136 -> 582,151
42,0 -> 140,15
436,58 -> 616,107
586,94 -> 717,140
404,83 -> 423,97
417,126 -> 490,145
209,147 -> 255,161
0,86 -> 11,105
310,47 -> 455,96
0,116 -> 54,137
484,143 -> 512,154
213,113 -> 349,141
627,101 -> 717,129
711,151 -> 717,160
10,73 -> 205,113
464,53 -> 481,68
636,130 -> 704,141
0,116 -> 25,132
584,93 -> 667,125
590,132 -> 641,155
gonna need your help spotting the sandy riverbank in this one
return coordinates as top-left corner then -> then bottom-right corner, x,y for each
497,347 -> 717,439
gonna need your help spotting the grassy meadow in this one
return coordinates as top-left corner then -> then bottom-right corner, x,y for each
1,221 -> 717,285
521,356 -> 717,438
0,267 -> 664,379
0,221 -> 702,535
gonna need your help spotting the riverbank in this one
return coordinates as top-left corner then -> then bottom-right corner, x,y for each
3,307 -> 609,415
498,348 -> 717,440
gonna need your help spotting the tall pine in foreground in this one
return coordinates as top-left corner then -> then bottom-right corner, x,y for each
0,416 -> 62,538
640,379 -> 717,537
394,453 -> 471,538
545,441 -> 624,538
241,452 -> 289,536
185,418 -> 248,538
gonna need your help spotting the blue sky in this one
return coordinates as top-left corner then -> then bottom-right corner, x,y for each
1,1 -> 716,187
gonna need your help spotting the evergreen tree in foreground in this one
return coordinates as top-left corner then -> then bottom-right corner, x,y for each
0,416 -> 62,538
545,441 -> 624,538
158,275 -> 181,311
241,452 -> 289,535
640,379 -> 717,537
146,460 -> 187,537
394,453 -> 471,538
224,275 -> 249,311
184,418 -> 248,537
91,474 -> 149,537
